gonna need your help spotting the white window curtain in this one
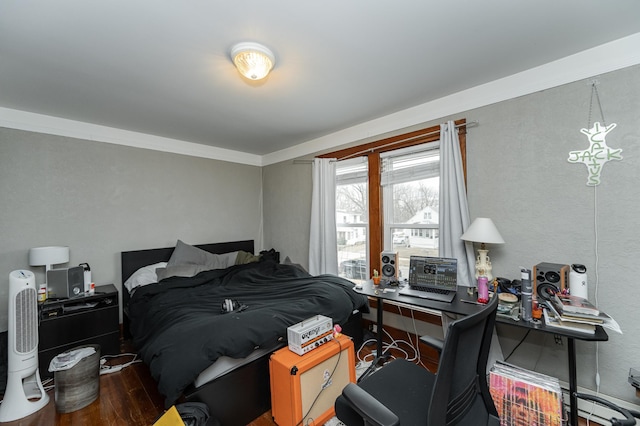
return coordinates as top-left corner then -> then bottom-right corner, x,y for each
438,121 -> 475,285
439,120 -> 503,368
308,158 -> 338,275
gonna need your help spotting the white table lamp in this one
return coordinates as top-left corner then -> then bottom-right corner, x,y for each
28,246 -> 69,284
460,218 -> 504,281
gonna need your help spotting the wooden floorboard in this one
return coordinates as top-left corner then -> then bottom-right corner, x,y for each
0,336 -> 603,426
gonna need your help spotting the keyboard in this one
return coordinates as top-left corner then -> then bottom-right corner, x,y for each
410,285 -> 451,295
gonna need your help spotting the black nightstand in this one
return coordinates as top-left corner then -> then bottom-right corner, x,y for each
38,284 -> 120,378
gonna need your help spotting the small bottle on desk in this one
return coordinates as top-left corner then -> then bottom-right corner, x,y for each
477,269 -> 489,304
520,268 -> 533,322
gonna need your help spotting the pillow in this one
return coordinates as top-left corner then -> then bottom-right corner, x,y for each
235,250 -> 260,265
155,264 -> 211,281
167,240 -> 238,270
123,262 -> 167,292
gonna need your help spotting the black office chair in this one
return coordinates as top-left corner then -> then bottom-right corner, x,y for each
574,393 -> 638,426
335,295 -> 500,426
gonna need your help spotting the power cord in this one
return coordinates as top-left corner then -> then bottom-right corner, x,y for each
355,323 -> 422,366
99,353 -> 141,375
294,338 -> 343,426
585,80 -> 605,425
503,329 -> 531,362
42,377 -> 55,392
395,304 -> 427,366
589,80 -> 603,395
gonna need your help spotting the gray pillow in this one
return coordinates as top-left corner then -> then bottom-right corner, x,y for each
167,240 -> 238,270
155,264 -> 210,281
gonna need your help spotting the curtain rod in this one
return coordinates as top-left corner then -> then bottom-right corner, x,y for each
293,120 -> 478,164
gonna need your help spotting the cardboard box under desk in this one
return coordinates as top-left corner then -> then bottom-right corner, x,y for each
269,334 -> 355,426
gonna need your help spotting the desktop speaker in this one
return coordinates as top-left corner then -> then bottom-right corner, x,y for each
533,262 -> 569,301
47,266 -> 84,299
270,335 -> 355,426
380,251 -> 398,281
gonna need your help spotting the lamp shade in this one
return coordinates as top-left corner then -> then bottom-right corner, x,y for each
460,218 -> 505,244
231,42 -> 275,80
29,246 -> 69,270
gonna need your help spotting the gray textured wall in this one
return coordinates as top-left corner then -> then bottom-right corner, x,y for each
1,64 -> 636,405
464,64 -> 640,405
0,128 -> 263,327
262,64 -> 640,404
262,158 -> 314,266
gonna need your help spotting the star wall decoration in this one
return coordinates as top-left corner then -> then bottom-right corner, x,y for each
568,122 -> 622,186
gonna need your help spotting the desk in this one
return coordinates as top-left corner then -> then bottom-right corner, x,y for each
357,281 -> 609,426
496,315 -> 608,426
354,281 -> 485,377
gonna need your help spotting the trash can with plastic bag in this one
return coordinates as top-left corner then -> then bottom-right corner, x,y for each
49,344 -> 100,413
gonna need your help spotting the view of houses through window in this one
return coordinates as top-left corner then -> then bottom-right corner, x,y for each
382,144 -> 440,279
336,158 -> 369,283
336,143 -> 441,284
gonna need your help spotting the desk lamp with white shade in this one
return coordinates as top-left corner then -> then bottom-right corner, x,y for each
460,218 -> 505,281
28,246 -> 70,286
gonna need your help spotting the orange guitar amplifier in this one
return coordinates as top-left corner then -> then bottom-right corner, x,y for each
269,334 -> 355,426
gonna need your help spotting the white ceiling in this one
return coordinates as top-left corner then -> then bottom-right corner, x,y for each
1,1 -> 640,164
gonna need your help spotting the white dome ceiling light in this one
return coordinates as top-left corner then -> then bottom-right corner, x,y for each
230,42 -> 275,81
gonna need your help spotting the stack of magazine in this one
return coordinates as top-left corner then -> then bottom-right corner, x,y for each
543,293 -> 622,334
489,361 -> 563,426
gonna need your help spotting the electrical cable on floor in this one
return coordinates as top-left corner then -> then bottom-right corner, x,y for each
356,330 -> 419,366
42,377 -> 55,392
356,337 -> 377,363
381,328 -> 412,361
358,307 -> 442,369
99,352 -> 141,375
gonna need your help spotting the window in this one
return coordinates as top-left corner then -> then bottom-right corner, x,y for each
336,158 -> 368,284
321,119 -> 468,281
381,144 -> 441,279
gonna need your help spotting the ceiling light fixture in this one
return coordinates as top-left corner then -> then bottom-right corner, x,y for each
231,42 -> 275,81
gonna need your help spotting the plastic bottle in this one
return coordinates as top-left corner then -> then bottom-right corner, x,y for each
569,264 -> 588,299
521,268 -> 533,322
477,269 -> 489,304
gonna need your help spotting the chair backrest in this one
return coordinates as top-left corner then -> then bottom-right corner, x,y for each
428,294 -> 499,426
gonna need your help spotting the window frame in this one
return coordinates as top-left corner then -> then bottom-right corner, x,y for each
320,119 -> 468,277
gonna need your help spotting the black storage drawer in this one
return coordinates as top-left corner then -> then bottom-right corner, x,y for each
38,284 -> 119,378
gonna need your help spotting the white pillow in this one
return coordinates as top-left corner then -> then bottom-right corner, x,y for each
124,262 -> 167,292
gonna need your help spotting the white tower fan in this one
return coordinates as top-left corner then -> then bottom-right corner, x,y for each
0,270 -> 49,421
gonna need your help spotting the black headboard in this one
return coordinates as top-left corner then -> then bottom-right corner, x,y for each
121,240 -> 254,302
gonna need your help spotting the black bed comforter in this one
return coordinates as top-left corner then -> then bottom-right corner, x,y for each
128,260 -> 369,406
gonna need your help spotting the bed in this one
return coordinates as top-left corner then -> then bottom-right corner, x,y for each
121,240 -> 368,425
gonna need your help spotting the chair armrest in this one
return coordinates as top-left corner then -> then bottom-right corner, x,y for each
341,383 -> 400,426
575,393 -> 637,426
419,335 -> 444,353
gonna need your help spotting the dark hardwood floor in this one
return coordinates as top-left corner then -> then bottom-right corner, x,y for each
1,333 -> 601,426
0,331 -> 419,426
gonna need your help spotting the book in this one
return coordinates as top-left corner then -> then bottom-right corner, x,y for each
543,308 -> 595,334
544,300 -> 599,322
553,293 -> 599,316
555,310 -> 604,323
545,300 -> 623,334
